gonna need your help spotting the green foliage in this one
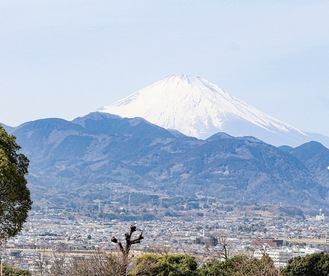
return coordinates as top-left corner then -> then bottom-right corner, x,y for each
199,254 -> 278,276
3,263 -> 31,275
130,253 -> 198,276
283,252 -> 329,276
0,126 -> 32,241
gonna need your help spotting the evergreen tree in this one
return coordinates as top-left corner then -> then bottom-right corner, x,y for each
283,252 -> 329,276
0,126 -> 32,242
131,253 -> 198,276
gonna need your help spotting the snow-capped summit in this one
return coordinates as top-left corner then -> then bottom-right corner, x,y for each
99,75 -> 314,146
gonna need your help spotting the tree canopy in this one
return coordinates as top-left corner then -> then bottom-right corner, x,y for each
283,252 -> 329,276
131,253 -> 198,276
199,254 -> 279,276
3,263 -> 31,275
0,126 -> 32,242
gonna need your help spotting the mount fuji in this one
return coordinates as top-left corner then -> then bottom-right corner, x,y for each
99,75 -> 326,147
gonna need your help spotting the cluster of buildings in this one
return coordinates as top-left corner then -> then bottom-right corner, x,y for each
1,205 -> 329,273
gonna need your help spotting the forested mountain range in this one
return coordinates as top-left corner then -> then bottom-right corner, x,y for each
4,112 -> 329,210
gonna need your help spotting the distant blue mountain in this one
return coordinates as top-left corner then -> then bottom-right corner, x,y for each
286,141 -> 329,189
8,112 -> 329,210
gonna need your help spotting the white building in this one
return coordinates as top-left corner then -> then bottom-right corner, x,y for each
253,245 -> 321,267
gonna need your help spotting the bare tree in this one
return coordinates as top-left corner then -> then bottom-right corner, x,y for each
203,231 -> 230,261
33,226 -> 143,275
218,232 -> 229,260
34,249 -> 123,276
34,250 -> 51,276
111,225 -> 144,276
64,250 -> 122,276
48,253 -> 67,276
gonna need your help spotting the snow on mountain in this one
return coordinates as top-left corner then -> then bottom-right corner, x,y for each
99,75 -> 322,146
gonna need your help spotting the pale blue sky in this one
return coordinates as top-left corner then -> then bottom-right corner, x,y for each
1,1 -> 329,136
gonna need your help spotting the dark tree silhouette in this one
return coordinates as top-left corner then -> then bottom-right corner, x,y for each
111,225 -> 144,276
0,126 -> 32,242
